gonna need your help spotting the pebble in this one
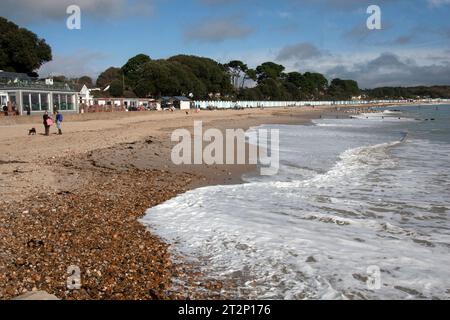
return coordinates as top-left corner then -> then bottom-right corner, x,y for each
0,137 -> 230,300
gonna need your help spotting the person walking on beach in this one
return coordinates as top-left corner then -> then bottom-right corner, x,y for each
43,111 -> 52,136
55,111 -> 63,135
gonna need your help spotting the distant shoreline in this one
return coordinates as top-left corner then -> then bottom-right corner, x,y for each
0,100 -> 435,127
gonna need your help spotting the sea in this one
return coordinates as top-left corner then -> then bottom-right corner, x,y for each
140,104 -> 450,300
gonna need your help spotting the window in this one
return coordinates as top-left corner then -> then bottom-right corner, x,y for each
60,94 -> 68,110
21,92 -> 50,111
53,94 -> 60,111
66,95 -> 74,110
50,94 -> 75,111
22,92 -> 31,111
31,93 -> 40,111
8,94 -> 16,106
40,93 -> 48,111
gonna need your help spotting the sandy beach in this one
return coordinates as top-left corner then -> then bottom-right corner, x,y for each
0,105 -> 389,299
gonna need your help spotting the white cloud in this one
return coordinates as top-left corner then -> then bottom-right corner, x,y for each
277,43 -> 323,61
184,16 -> 253,43
427,0 -> 450,7
38,50 -> 108,79
324,49 -> 450,88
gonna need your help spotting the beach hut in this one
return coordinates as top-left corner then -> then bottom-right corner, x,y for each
160,96 -> 192,110
173,96 -> 192,110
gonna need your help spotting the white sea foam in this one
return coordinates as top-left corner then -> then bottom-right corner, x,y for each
141,114 -> 450,300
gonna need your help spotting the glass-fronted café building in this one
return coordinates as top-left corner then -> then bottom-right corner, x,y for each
0,73 -> 79,115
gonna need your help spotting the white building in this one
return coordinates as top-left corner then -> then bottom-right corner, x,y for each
79,84 -> 101,106
161,96 -> 193,110
0,72 -> 79,115
177,97 -> 192,110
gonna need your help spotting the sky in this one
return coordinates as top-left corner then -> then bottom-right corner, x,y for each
1,0 -> 450,88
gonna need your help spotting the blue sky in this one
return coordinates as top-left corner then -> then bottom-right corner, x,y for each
1,0 -> 450,88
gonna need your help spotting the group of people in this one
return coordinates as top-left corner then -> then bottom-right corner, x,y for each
2,104 -> 19,116
42,110 -> 63,136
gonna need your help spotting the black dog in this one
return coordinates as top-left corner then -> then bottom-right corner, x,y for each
28,128 -> 36,135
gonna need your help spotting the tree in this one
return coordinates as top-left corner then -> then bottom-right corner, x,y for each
168,55 -> 233,96
224,61 -> 257,92
256,62 -> 285,83
328,78 -> 360,100
96,67 -> 121,88
245,69 -> 257,82
226,60 -> 248,89
123,90 -> 137,98
282,72 -> 305,99
53,75 -> 68,83
109,79 -> 124,97
300,72 -> 328,99
238,87 -> 263,100
286,72 -> 303,88
121,54 -> 151,88
258,78 -> 287,100
132,60 -> 174,98
282,81 -> 301,100
132,59 -> 206,98
166,61 -> 207,98
77,76 -> 93,87
241,68 -> 257,90
0,17 -> 52,74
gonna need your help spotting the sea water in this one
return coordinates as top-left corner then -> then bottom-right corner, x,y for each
141,105 -> 450,300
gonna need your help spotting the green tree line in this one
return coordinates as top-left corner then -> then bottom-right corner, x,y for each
363,86 -> 450,99
95,54 -> 363,101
